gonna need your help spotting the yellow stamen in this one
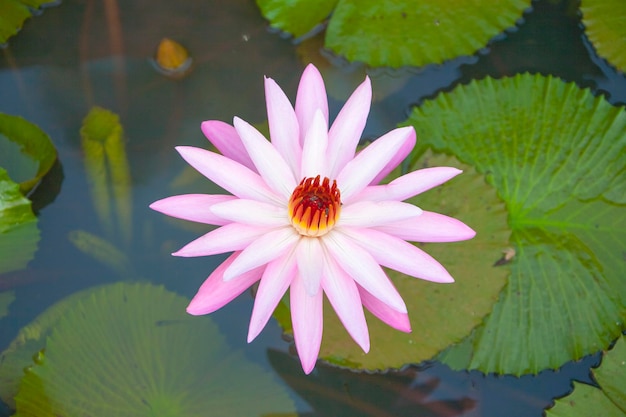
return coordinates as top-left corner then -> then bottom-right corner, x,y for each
288,175 -> 341,237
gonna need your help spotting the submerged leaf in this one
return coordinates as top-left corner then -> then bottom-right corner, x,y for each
406,73 -> 626,375
0,291 -> 15,318
7,283 -> 294,416
0,0 -> 58,44
0,168 -> 39,276
545,336 -> 626,416
80,106 -> 132,245
581,0 -> 626,72
67,229 -> 133,278
0,113 -> 57,194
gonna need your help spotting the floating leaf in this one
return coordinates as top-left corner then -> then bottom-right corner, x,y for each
7,283 -> 294,416
0,113 -> 57,194
0,0 -> 58,44
257,0 -> 530,67
405,73 -> 626,375
581,0 -> 626,72
152,38 -> 193,78
80,106 -> 132,245
256,0 -> 338,38
275,153 -> 510,370
545,335 -> 626,416
0,168 -> 39,276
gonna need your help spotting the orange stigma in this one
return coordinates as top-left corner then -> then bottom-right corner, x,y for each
288,175 -> 341,237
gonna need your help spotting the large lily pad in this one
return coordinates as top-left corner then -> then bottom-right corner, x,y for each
256,0 -> 338,38
0,0 -> 58,44
7,282 -> 294,416
0,113 -> 57,194
406,73 -> 626,375
545,335 -> 626,417
257,0 -> 530,68
0,167 -> 39,276
581,0 -> 626,72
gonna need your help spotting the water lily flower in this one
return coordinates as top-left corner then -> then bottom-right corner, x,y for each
150,64 -> 475,374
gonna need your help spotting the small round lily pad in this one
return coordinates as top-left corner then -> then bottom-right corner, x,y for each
581,0 -> 626,72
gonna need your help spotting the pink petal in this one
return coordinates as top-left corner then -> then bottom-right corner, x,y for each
291,273 -> 323,374
338,200 -> 422,228
187,252 -> 263,315
339,227 -> 454,283
358,285 -> 411,333
327,76 -> 372,178
233,117 -> 297,199
210,199 -> 289,227
248,248 -> 297,342
265,76 -> 302,176
176,146 -> 281,205
322,256 -> 370,352
223,227 -> 299,281
201,120 -> 255,171
357,167 -> 463,202
149,194 -> 235,226
295,64 -> 329,145
322,232 -> 407,313
300,110 -> 329,179
375,211 -> 476,242
173,223 -> 269,257
336,126 -> 416,203
295,237 -> 323,296
369,131 -> 416,185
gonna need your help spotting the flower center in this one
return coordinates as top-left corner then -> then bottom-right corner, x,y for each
288,175 -> 341,237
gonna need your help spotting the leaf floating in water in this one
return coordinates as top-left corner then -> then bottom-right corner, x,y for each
80,107 -> 132,245
4,283 -> 294,416
0,0 -> 59,45
408,73 -> 626,375
152,38 -> 193,78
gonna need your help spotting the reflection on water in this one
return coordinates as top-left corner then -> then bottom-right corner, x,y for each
0,0 -> 621,415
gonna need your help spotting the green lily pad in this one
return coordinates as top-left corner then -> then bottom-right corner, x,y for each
256,0 -> 338,38
258,0 -> 530,68
0,167 -> 39,276
80,106 -> 132,245
0,0 -> 58,44
0,113 -> 57,194
406,73 -> 626,375
581,0 -> 626,72
7,282 -> 294,416
545,335 -> 626,417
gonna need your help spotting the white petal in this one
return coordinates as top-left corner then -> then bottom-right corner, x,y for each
338,200 -> 422,228
149,194 -> 235,225
322,257 -> 370,352
358,285 -> 411,332
210,199 -> 289,227
295,64 -> 329,145
172,223 -> 269,257
223,227 -> 299,281
340,227 -> 454,283
322,232 -> 407,313
336,126 -> 415,203
265,76 -> 302,175
248,248 -> 297,342
374,211 -> 477,242
234,117 -> 297,199
296,237 -> 323,296
176,146 -> 280,204
201,120 -> 256,171
291,273 -> 323,374
327,76 -> 372,178
300,110 -> 329,179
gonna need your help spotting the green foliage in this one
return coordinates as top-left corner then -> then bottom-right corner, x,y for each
581,0 -> 626,72
546,336 -> 626,416
257,0 -> 530,67
1,283 -> 294,416
0,113 -> 57,194
406,73 -> 626,375
0,168 -> 39,275
0,0 -> 58,44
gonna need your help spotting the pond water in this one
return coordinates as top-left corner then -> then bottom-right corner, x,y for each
0,0 -> 621,415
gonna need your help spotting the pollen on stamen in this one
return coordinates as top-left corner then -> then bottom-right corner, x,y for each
288,175 -> 341,237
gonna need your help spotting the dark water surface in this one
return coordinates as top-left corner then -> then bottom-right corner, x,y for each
0,0 -> 620,415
